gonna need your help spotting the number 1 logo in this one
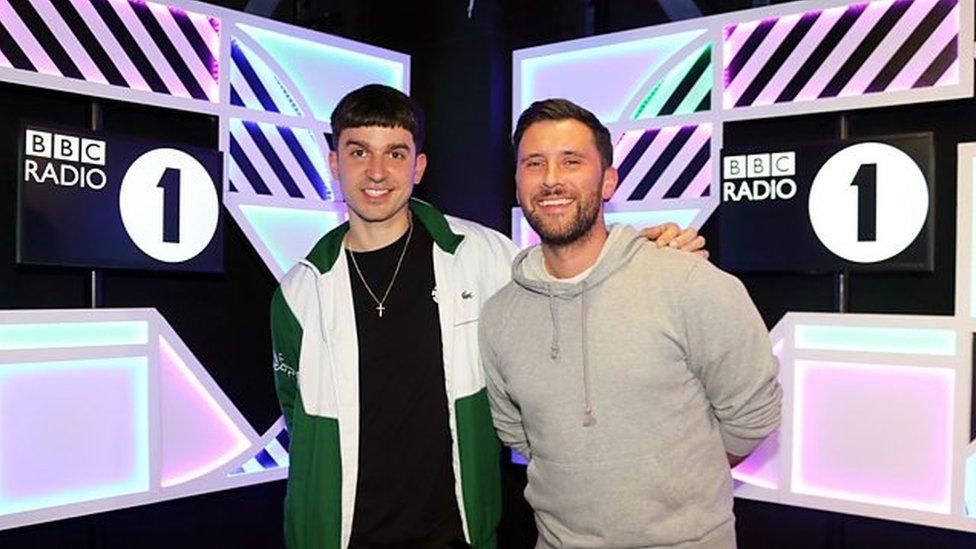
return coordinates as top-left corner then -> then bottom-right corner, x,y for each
119,148 -> 219,263
808,142 -> 928,264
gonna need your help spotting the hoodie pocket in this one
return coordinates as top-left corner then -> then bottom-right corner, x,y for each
526,454 -> 731,547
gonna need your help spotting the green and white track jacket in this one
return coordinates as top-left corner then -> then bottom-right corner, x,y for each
270,199 -> 517,549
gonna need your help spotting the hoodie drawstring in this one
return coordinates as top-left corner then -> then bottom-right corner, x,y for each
581,281 -> 596,427
549,282 -> 596,427
548,283 -> 560,360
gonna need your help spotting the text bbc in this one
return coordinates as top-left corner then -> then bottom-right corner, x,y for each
722,152 -> 797,202
23,129 -> 108,190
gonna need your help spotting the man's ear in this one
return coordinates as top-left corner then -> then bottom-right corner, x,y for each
601,166 -> 618,200
328,150 -> 340,182
414,152 -> 428,185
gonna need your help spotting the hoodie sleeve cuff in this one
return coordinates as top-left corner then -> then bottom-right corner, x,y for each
720,429 -> 766,458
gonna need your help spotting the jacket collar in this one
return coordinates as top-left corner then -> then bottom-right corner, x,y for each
304,198 -> 464,274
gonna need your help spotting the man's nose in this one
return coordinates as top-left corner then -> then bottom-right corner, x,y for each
543,163 -> 561,187
366,155 -> 385,181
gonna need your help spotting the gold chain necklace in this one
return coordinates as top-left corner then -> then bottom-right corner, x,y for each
347,221 -> 414,318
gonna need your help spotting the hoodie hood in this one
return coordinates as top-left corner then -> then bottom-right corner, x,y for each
509,224 -> 646,427
512,224 -> 646,296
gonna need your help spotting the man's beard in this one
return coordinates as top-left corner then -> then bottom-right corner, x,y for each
524,188 -> 602,247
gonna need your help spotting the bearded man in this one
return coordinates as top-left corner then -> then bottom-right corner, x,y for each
479,98 -> 782,548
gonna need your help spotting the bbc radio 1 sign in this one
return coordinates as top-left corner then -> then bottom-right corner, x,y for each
17,124 -> 222,272
719,134 -> 933,273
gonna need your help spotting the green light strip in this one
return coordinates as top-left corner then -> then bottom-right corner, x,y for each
673,64 -> 712,116
794,325 -> 956,356
0,321 -> 149,350
632,44 -> 711,120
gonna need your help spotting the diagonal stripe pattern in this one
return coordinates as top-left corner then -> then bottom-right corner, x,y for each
723,0 -> 959,109
611,124 -> 712,203
0,0 -> 219,101
228,118 -> 334,201
632,43 -> 712,120
229,38 -> 301,117
227,38 -> 336,201
229,428 -> 290,475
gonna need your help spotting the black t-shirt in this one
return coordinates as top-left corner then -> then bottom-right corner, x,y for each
346,223 -> 465,548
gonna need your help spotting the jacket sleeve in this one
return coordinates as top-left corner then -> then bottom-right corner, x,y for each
681,261 -> 782,457
479,310 -> 531,458
271,286 -> 302,432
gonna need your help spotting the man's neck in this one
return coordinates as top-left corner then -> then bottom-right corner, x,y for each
345,209 -> 411,252
542,223 -> 609,279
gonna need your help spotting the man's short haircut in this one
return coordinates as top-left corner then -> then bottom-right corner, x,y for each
329,84 -> 426,152
512,98 -> 613,170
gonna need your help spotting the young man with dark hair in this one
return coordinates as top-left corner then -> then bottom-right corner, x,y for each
270,86 -> 706,549
480,98 -> 782,548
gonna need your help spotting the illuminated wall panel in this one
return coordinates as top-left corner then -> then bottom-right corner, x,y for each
0,0 -> 220,103
792,360 -> 953,513
0,357 -> 149,516
723,0 -> 961,110
235,23 -> 405,123
0,309 -> 286,531
0,320 -> 147,350
159,337 -> 250,488
516,29 -> 706,124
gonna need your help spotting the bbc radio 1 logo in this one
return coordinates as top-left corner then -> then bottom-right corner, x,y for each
722,152 -> 797,202
721,141 -> 929,266
21,126 -> 220,266
24,129 -> 108,190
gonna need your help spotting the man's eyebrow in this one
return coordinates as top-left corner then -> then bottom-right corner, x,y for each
386,142 -> 410,151
342,139 -> 370,149
520,152 -> 546,161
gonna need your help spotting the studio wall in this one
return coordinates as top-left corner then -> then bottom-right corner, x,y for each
2,0 -> 976,547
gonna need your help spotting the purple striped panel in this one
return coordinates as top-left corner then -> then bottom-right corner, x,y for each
612,130 -> 644,168
725,0 -> 960,109
108,0 -> 189,98
230,70 -> 263,111
610,124 -> 712,204
0,0 -> 59,75
793,1 -> 890,101
146,1 -> 217,99
752,7 -> 846,106
228,119 -> 333,200
838,0 -> 938,97
933,57 -> 958,86
682,158 -> 712,199
725,14 -> 802,107
31,0 -> 107,84
889,2 -> 958,89
66,0 -> 150,91
612,127 -> 680,202
646,124 -> 711,201
262,123 -> 323,200
723,20 -> 760,72
0,0 -> 219,100
188,10 -> 219,53
231,118 -> 290,198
